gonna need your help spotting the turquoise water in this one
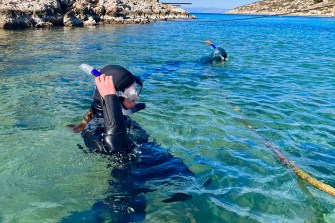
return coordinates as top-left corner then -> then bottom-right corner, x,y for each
0,13 -> 335,222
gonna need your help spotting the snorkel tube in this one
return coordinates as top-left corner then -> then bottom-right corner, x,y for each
205,40 -> 228,62
79,64 -> 102,77
205,40 -> 217,49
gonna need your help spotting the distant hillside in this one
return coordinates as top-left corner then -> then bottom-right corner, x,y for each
226,0 -> 335,17
182,7 -> 228,14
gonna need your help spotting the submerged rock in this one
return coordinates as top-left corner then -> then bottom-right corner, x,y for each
0,0 -> 194,29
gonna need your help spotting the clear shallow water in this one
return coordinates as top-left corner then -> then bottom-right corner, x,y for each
0,14 -> 335,222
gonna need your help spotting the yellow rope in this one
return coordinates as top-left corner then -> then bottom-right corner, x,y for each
263,141 -> 335,198
234,106 -> 335,198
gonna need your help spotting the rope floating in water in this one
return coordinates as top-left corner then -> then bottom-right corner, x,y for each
263,141 -> 335,198
233,105 -> 335,198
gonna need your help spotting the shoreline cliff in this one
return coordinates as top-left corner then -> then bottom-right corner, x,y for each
0,0 -> 194,29
226,0 -> 335,17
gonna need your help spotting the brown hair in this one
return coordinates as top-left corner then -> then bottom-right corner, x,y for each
67,109 -> 93,133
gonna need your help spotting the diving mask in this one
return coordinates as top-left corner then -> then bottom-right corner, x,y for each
117,82 -> 142,101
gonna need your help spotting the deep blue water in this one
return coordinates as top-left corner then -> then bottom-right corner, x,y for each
0,13 -> 335,222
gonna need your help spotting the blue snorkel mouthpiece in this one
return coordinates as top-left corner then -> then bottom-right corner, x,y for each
79,64 -> 102,77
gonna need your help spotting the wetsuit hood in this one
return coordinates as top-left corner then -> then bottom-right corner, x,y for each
213,47 -> 227,62
100,65 -> 136,92
92,65 -> 137,103
91,65 -> 143,116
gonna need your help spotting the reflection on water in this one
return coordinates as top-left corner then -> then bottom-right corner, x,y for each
0,14 -> 335,223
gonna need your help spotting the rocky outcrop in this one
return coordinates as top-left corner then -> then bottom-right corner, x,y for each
226,0 -> 335,17
0,0 -> 194,29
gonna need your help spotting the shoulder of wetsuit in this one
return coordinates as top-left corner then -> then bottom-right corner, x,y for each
91,88 -> 103,117
198,55 -> 214,64
91,100 -> 103,118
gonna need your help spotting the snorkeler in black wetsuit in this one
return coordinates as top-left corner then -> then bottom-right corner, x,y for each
198,40 -> 228,64
80,65 -> 146,155
64,65 -> 195,222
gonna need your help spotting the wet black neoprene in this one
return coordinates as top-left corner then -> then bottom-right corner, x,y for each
101,94 -> 128,154
81,65 -> 144,155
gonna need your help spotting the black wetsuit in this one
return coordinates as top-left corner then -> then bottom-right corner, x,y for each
81,91 -> 131,155
198,47 -> 228,64
63,91 -> 194,222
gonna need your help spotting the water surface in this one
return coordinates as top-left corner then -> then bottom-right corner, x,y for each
0,14 -> 335,222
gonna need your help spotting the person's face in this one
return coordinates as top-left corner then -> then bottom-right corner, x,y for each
122,98 -> 137,109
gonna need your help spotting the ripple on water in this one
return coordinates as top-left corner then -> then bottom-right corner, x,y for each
1,14 -> 335,222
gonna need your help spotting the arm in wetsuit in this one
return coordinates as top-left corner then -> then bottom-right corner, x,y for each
100,94 -> 128,154
83,74 -> 129,155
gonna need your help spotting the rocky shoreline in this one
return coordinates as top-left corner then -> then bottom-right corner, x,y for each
0,0 -> 194,29
226,0 -> 335,17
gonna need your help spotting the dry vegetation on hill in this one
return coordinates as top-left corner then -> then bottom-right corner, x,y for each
226,0 -> 335,17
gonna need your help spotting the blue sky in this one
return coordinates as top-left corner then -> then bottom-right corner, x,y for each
165,0 -> 259,9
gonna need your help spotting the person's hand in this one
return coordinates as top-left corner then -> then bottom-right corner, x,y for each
95,74 -> 116,97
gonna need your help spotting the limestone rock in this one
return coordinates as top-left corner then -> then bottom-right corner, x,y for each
0,0 -> 192,29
